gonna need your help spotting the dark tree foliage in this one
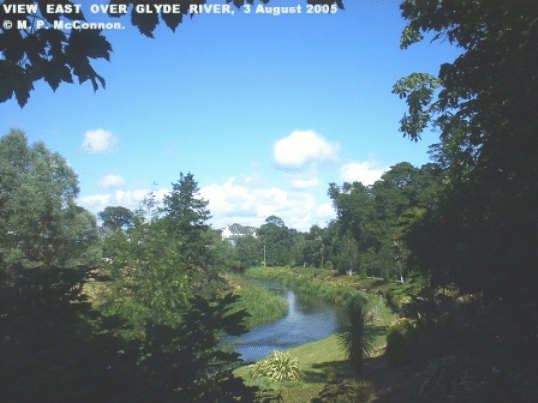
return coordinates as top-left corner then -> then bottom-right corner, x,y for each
234,234 -> 261,271
161,171 -> 212,264
258,215 -> 293,267
0,0 -> 345,107
0,129 -> 99,275
328,162 -> 441,280
0,266 -> 137,403
0,266 -> 257,403
98,205 -> 134,231
394,0 -> 538,346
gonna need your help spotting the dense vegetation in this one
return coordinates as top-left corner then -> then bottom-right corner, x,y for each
0,133 -> 258,402
2,1 -> 537,402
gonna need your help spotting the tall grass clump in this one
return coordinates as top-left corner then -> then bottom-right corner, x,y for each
249,350 -> 302,382
339,297 -> 375,373
386,318 -> 412,367
228,282 -> 289,329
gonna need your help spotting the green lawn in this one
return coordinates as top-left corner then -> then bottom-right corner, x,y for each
234,334 -> 351,402
233,267 -> 397,402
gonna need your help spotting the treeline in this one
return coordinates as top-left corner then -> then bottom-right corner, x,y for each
217,161 -> 441,284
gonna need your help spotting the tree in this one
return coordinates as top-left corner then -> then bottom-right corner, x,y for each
135,188 -> 160,223
393,3 -> 538,385
328,163 -> 441,280
258,216 -> 293,266
0,129 -> 97,273
234,234 -> 260,271
394,0 -> 538,299
206,228 -> 241,272
0,0 -> 345,107
160,172 -> 211,264
98,206 -> 134,232
162,172 -> 210,231
0,264 -> 257,402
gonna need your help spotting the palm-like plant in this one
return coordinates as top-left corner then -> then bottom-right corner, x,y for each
339,298 -> 374,373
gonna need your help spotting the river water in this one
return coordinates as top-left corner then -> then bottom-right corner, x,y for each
223,280 -> 344,363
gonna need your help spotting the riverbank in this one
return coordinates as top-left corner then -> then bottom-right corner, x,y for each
234,334 -> 349,401
234,330 -> 392,403
224,273 -> 289,329
233,267 -> 400,402
246,266 -> 396,324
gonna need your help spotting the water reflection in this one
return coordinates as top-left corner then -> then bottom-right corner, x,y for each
224,280 -> 343,363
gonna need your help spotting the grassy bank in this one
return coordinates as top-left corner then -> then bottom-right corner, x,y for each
246,266 -> 396,324
233,267 -> 398,402
224,273 -> 289,329
234,334 -> 348,402
234,330 -> 389,403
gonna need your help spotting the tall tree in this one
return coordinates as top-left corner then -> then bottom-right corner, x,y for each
258,216 -> 293,267
160,172 -> 211,263
98,206 -> 134,232
162,172 -> 210,232
329,163 -> 441,279
0,129 -> 97,273
234,234 -> 261,272
394,0 -> 538,355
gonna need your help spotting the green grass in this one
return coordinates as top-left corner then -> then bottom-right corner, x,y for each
234,334 -> 349,398
235,266 -> 398,402
224,273 -> 289,329
246,267 -> 397,318
234,331 -> 391,402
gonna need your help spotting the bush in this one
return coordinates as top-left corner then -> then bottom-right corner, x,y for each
312,379 -> 376,403
249,350 -> 301,382
408,354 -> 523,403
385,318 -> 412,367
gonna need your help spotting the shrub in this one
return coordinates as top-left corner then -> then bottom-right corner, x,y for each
249,350 -> 301,382
386,318 -> 412,367
312,379 -> 376,403
408,354 -> 522,403
323,365 -> 339,383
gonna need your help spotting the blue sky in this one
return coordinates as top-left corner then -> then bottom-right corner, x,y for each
0,0 -> 461,231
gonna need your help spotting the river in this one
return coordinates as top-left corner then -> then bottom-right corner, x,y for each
223,280 -> 344,363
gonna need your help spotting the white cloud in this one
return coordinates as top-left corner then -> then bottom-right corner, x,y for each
78,175 -> 336,232
77,194 -> 111,211
200,175 -> 334,231
340,161 -> 387,186
317,203 -> 335,218
114,188 -> 169,207
81,129 -> 119,153
97,173 -> 125,188
274,130 -> 340,169
77,188 -> 170,217
289,177 -> 322,189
